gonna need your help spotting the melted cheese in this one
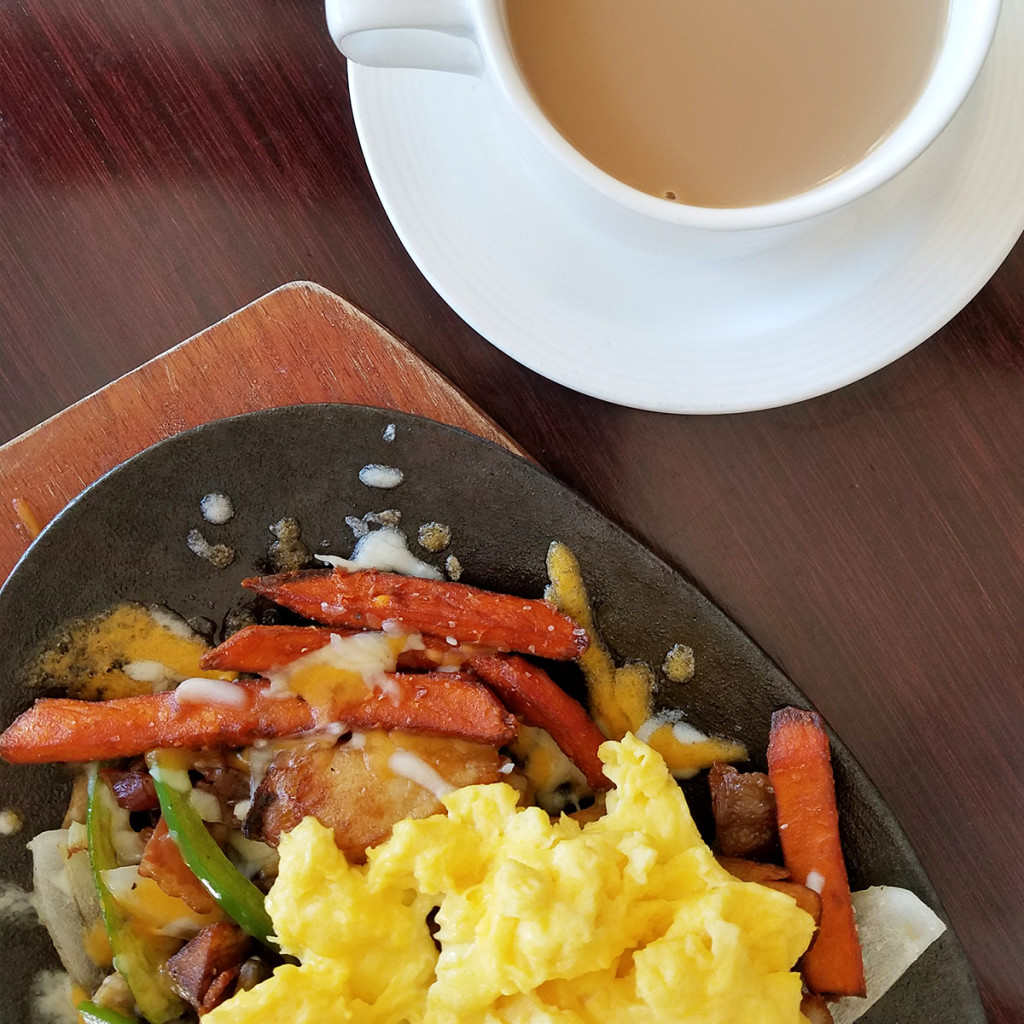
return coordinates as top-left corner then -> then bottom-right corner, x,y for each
24,603 -> 232,700
262,630 -> 424,718
358,464 -> 405,489
173,678 -> 250,707
316,528 -> 442,580
387,750 -> 456,800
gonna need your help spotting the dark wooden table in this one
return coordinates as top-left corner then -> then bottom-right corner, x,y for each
2,3 -> 1022,1021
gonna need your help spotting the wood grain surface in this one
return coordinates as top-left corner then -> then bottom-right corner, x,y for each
1,2 -> 1022,1021
0,281 -> 525,582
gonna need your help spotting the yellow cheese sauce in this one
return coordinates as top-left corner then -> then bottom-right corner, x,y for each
264,629 -> 420,711
22,602 -> 233,699
206,735 -> 814,1024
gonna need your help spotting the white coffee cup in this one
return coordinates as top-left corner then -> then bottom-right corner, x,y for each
327,0 -> 1001,233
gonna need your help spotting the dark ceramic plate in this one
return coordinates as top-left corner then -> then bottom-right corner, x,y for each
0,405 -> 983,1022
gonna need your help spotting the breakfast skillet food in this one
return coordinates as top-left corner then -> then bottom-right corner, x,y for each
0,406 -> 967,1022
1,540 -> 943,1024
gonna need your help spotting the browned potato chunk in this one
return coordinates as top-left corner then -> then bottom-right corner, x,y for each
717,856 -> 823,925
167,921 -> 252,1015
708,761 -> 779,860
245,730 -> 505,861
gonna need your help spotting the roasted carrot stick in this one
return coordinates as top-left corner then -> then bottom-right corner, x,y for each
767,706 -> 866,998
0,674 -> 517,764
468,654 -> 610,790
199,624 -> 487,673
0,682 -> 309,764
241,569 -> 588,660
353,672 -> 517,745
199,625 -> 347,671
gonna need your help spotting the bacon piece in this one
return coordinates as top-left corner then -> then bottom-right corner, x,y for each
100,768 -> 159,811
139,819 -> 218,915
199,624 -> 487,673
0,674 -> 516,763
768,707 -> 866,998
167,922 -> 252,1014
241,569 -> 587,660
708,761 -> 779,859
468,654 -> 610,790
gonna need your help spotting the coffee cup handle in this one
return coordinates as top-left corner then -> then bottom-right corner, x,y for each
326,0 -> 480,75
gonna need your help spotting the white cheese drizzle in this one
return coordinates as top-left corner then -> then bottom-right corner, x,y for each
200,492 -> 235,524
0,807 -> 24,836
358,464 -> 405,489
636,713 -> 709,746
189,788 -> 223,823
263,630 -> 421,696
387,750 -> 455,800
316,527 -> 442,580
124,660 -> 183,692
805,870 -> 826,894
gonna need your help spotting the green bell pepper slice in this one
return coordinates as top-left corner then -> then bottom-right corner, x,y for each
77,1001 -> 141,1024
86,766 -> 185,1024
145,749 -> 275,945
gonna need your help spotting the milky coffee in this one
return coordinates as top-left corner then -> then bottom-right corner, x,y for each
505,0 -> 949,208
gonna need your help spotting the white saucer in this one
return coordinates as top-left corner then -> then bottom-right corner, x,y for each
348,4 -> 1024,414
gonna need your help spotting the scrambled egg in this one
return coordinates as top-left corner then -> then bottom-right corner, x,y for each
206,735 -> 814,1024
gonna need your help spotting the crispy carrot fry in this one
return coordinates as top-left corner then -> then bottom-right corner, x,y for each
241,569 -> 587,660
767,706 -> 866,998
0,682 -> 308,763
468,654 -> 610,790
352,672 -> 518,745
0,674 -> 517,764
199,625 -> 346,671
200,625 -> 487,673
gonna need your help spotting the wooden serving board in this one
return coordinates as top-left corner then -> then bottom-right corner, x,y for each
0,281 -> 526,584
